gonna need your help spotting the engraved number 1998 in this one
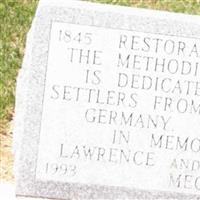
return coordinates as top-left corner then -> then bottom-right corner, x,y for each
45,162 -> 77,177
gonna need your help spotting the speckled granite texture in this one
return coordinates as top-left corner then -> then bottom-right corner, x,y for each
14,0 -> 200,199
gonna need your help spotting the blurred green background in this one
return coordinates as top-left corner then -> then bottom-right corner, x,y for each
0,0 -> 200,181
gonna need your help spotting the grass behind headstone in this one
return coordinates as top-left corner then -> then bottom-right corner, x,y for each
0,0 -> 37,135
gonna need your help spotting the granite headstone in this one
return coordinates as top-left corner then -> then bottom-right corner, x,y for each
14,0 -> 200,199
